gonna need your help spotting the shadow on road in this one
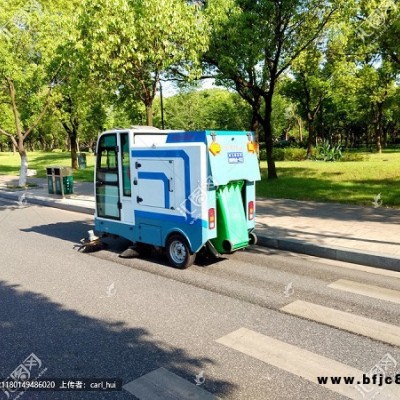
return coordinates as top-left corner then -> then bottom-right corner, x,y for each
21,220 -> 235,270
0,280 -> 236,399
21,220 -> 94,244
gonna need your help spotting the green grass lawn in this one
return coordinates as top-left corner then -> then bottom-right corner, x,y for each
0,151 -> 95,182
1,150 -> 399,207
258,150 -> 400,208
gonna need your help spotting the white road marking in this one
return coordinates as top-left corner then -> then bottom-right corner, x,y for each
123,367 -> 218,400
216,327 -> 400,400
314,257 -> 400,279
328,279 -> 400,304
281,300 -> 400,347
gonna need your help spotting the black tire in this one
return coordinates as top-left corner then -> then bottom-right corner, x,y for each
166,234 -> 196,269
249,231 -> 257,246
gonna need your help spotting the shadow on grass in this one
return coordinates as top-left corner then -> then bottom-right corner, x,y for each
0,165 -> 20,174
0,280 -> 235,399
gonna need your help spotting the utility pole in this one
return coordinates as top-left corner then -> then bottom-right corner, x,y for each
160,81 -> 165,130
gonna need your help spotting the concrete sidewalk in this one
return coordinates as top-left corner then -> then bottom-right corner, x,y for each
0,175 -> 399,271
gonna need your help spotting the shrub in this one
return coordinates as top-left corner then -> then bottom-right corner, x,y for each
314,140 -> 342,161
272,148 -> 284,161
283,148 -> 307,161
260,147 -> 307,161
341,152 -> 368,162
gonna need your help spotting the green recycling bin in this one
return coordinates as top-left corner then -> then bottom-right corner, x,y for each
210,180 -> 249,254
47,166 -> 73,196
46,167 -> 55,194
63,175 -> 74,194
77,153 -> 87,169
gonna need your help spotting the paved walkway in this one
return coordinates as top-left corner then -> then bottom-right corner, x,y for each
0,175 -> 399,270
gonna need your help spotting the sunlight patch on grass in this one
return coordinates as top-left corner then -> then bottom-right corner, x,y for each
0,151 -> 95,182
258,152 -> 400,207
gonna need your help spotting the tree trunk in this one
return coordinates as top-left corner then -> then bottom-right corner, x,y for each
296,117 -> 303,142
146,104 -> 153,126
61,121 -> 79,169
374,102 -> 383,154
264,95 -> 278,180
18,140 -> 28,187
306,119 -> 314,159
250,108 -> 259,137
70,132 -> 79,170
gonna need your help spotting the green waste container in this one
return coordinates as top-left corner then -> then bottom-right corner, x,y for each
46,167 -> 55,194
77,153 -> 87,169
210,180 -> 249,254
47,166 -> 73,196
63,175 -> 74,194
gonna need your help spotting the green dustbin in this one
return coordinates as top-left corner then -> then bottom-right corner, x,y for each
78,153 -> 87,169
53,166 -> 73,196
210,180 -> 249,254
63,175 -> 74,194
46,167 -> 55,194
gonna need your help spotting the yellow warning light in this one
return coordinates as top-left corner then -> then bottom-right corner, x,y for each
247,141 -> 257,153
209,142 -> 221,156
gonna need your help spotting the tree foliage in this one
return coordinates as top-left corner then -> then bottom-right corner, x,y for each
202,0 -> 340,178
153,88 -> 251,131
0,0 -> 78,184
79,0 -> 208,126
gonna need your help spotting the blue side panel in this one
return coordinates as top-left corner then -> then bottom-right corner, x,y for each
135,210 -> 205,227
95,218 -> 135,241
137,224 -> 162,246
134,211 -> 207,252
95,214 -> 207,252
166,131 -> 207,143
138,171 -> 170,209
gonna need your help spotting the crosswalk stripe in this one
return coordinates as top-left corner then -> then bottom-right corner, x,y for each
316,258 -> 400,279
281,300 -> 400,347
123,367 -> 218,400
216,328 -> 400,400
328,279 -> 400,304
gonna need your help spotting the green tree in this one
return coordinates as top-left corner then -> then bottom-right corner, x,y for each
0,0 -> 76,185
153,88 -> 252,130
203,0 -> 338,179
79,0 -> 208,126
284,48 -> 332,157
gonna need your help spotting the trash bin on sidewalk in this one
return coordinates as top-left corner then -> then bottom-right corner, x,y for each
46,166 -> 73,196
46,167 -> 55,194
77,153 -> 87,169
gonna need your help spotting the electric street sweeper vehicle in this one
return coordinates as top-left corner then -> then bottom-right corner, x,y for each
94,126 -> 261,268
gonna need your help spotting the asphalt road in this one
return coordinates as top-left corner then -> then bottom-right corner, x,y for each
0,198 -> 399,400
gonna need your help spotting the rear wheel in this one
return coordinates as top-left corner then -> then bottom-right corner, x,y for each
249,231 -> 257,246
166,234 -> 195,269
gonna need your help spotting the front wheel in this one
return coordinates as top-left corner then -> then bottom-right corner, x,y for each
166,234 -> 196,269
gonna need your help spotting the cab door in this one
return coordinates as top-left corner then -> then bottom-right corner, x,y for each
96,133 -> 120,220
119,132 -> 133,223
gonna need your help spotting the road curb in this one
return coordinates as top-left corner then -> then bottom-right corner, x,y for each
257,235 -> 400,272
